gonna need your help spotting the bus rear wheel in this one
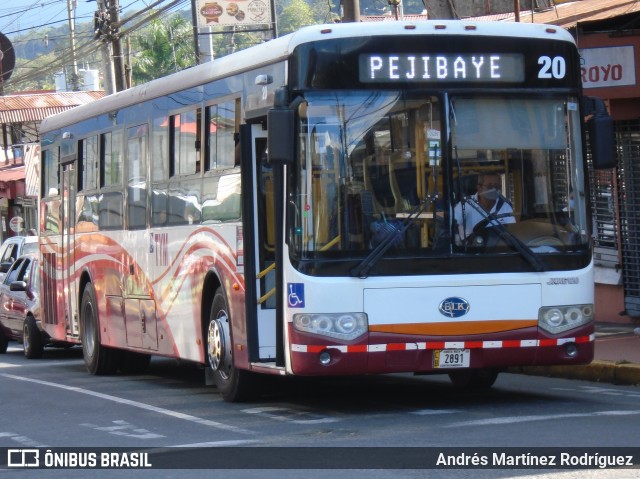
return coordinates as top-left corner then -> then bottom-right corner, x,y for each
206,288 -> 254,402
80,283 -> 119,375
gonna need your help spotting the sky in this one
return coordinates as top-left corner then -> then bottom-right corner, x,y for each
0,0 -> 145,39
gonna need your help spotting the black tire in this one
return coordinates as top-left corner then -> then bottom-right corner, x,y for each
448,369 -> 499,389
0,330 -> 8,354
23,315 -> 44,359
206,288 -> 255,402
80,283 -> 119,375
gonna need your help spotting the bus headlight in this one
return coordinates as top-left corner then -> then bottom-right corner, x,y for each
293,313 -> 368,341
539,304 -> 593,334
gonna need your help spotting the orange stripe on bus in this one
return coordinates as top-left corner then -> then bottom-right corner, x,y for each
368,320 -> 537,336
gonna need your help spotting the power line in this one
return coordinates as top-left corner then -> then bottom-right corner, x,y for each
5,0 -> 191,90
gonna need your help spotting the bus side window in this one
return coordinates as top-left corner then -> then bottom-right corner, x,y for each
170,109 -> 201,177
201,173 -> 241,222
127,125 -> 148,230
101,130 -> 123,187
42,148 -> 60,197
79,136 -> 98,192
206,99 -> 239,171
99,192 -> 123,230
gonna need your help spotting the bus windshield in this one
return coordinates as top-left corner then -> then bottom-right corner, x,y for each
290,91 -> 590,273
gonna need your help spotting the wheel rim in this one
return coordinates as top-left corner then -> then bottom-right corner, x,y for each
23,322 -> 30,354
83,301 -> 96,358
207,310 -> 232,380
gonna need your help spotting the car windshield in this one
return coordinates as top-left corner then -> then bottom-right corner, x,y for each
22,241 -> 38,256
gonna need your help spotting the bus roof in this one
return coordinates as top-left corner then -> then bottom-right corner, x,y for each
40,21 -> 575,133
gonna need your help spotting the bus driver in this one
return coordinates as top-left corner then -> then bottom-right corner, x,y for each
454,173 -> 515,243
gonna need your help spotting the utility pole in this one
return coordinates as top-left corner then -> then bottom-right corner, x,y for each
67,0 -> 79,90
109,0 -> 127,92
514,0 -> 520,22
95,0 -> 115,93
190,0 -> 201,64
341,0 -> 360,22
94,0 -> 126,92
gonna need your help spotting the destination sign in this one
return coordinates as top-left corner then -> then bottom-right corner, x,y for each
359,53 -> 525,83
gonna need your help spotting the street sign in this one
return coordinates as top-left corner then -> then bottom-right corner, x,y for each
9,216 -> 24,233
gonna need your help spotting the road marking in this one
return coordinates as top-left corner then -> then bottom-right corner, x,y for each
171,440 -> 259,447
0,359 -> 83,369
1,373 -> 255,435
447,410 -> 640,427
81,420 -> 165,439
0,432 -> 47,447
410,409 -> 458,416
241,406 -> 340,424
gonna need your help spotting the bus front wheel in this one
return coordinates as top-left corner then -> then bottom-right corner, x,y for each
80,283 -> 119,375
206,289 -> 254,402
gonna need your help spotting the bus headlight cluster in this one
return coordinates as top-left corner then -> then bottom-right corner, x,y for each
538,304 -> 594,334
293,313 -> 368,341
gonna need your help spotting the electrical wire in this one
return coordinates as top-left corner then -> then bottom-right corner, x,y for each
5,0 -> 190,90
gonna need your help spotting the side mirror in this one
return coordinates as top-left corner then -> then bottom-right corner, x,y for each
267,108 -> 295,165
0,262 -> 12,273
584,96 -> 616,170
10,281 -> 27,292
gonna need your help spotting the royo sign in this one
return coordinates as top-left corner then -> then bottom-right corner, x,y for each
438,297 -> 470,318
579,45 -> 636,89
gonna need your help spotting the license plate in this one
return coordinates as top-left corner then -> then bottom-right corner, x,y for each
433,349 -> 471,369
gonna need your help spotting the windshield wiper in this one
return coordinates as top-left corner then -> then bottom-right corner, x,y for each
462,195 -> 546,272
350,194 -> 437,278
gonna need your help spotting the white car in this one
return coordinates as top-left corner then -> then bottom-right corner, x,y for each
0,236 -> 38,283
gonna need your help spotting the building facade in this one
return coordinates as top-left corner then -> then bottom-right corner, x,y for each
0,91 -> 104,242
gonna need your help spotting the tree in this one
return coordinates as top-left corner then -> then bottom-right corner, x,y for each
276,0 -> 317,36
130,14 -> 197,85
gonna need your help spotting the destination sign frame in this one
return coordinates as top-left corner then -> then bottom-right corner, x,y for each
359,53 -> 526,84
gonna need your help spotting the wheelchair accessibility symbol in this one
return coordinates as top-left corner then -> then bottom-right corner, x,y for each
287,283 -> 305,308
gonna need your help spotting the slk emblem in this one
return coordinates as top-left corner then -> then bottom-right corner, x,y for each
438,297 -> 470,318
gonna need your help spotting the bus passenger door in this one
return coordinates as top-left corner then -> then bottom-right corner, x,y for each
61,160 -> 80,338
241,124 -> 277,363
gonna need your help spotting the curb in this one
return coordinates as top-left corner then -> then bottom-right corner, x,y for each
509,360 -> 640,386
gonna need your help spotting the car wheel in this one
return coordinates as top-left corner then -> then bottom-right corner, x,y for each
23,315 -> 44,359
0,330 -> 8,354
205,288 -> 255,402
80,283 -> 119,375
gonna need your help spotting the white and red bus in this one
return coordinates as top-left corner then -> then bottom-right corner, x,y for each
38,21 -> 613,401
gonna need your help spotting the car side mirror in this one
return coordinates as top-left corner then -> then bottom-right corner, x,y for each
10,281 -> 27,292
0,262 -> 12,273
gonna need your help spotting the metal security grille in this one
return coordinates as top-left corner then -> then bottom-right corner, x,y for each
587,126 -> 619,271
616,120 -> 640,317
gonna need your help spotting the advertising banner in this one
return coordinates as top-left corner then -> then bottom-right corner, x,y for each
196,0 -> 271,26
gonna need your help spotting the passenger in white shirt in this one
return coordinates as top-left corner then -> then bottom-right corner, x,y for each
454,173 -> 515,243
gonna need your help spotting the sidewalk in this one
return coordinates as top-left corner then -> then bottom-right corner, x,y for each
514,322 -> 640,385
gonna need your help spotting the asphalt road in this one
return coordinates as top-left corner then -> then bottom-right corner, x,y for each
1,344 -> 639,479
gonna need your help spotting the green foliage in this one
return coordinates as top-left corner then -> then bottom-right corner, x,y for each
131,14 -> 197,85
277,0 -> 317,35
